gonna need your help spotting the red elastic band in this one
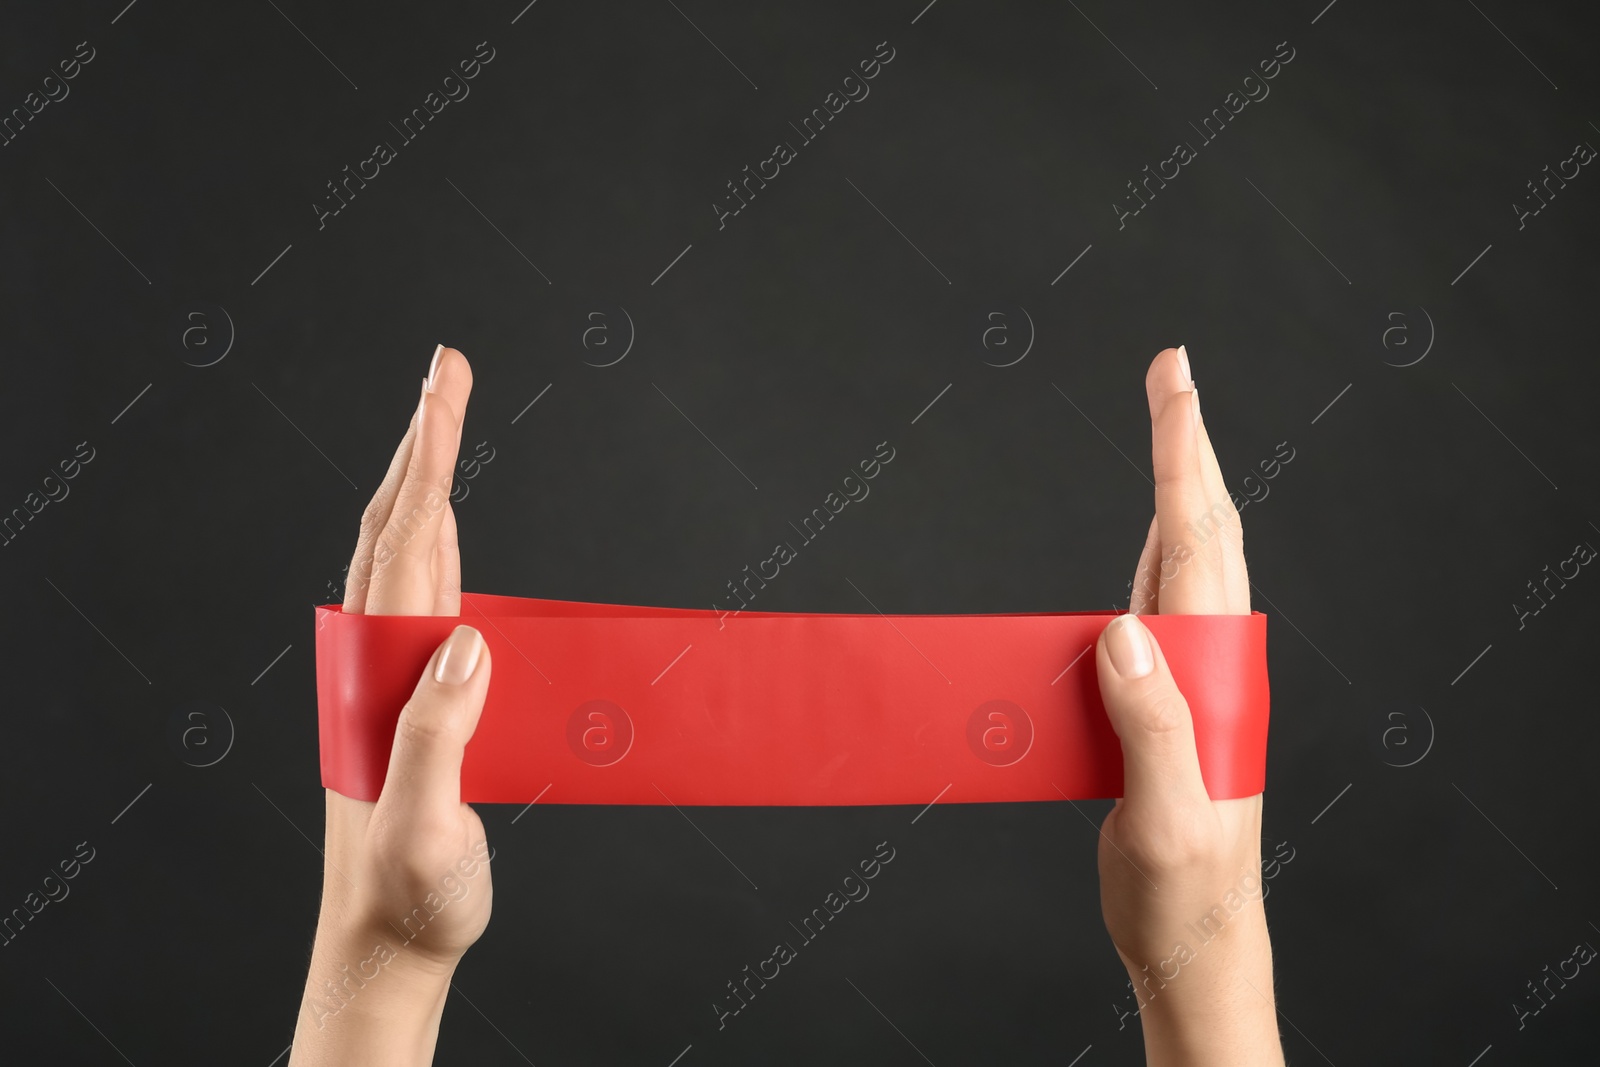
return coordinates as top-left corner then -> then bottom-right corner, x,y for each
314,594 -> 1270,805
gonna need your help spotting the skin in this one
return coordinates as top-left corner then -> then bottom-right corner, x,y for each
291,347 -> 490,1067
1095,345 -> 1284,1064
290,344 -> 1283,1065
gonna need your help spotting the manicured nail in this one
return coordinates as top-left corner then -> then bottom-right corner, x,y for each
428,344 -> 445,389
1176,344 -> 1191,387
1105,615 -> 1155,678
435,625 -> 483,685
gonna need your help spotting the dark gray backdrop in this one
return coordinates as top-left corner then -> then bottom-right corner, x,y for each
2,0 -> 1597,1063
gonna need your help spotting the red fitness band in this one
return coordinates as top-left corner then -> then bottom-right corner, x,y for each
314,594 -> 1270,806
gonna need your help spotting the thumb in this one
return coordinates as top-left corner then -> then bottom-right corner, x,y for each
1096,614 -> 1210,811
379,624 -> 492,819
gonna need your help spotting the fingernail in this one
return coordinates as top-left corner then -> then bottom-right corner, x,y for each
1105,615 -> 1155,678
1176,344 -> 1191,387
435,625 -> 483,685
428,344 -> 445,389
1191,386 -> 1201,430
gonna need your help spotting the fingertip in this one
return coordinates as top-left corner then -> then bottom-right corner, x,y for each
1145,347 -> 1192,420
428,344 -> 446,387
1104,614 -> 1155,679
433,624 -> 485,686
429,346 -> 475,399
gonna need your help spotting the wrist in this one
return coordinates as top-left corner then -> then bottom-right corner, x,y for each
1123,920 -> 1284,1066
291,916 -> 458,1067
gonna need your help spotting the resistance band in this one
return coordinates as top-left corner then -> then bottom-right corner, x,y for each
315,594 -> 1270,805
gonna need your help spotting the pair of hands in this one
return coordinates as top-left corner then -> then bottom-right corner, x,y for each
289,345 -> 1283,1066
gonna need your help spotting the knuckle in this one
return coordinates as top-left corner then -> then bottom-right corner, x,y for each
1122,803 -> 1218,871
1157,809 -> 1218,867
396,700 -> 459,750
368,811 -> 454,874
1131,688 -> 1190,736
358,496 -> 389,540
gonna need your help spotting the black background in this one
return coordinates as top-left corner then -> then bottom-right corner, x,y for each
2,0 -> 1597,1063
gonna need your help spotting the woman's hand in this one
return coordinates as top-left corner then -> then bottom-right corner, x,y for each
291,346 -> 493,1067
1092,346 -> 1284,1065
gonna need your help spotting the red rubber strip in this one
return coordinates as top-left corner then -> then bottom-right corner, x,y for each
315,593 -> 1270,805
